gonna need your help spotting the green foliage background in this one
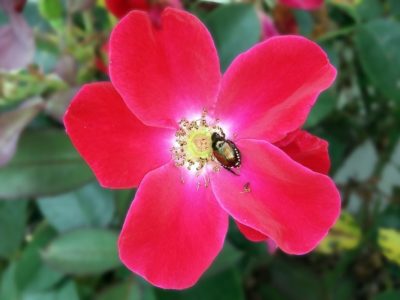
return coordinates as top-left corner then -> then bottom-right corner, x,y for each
1,0 -> 400,299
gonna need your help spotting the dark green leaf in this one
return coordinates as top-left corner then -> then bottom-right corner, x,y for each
388,0 -> 400,16
354,0 -> 383,21
114,189 -> 135,223
157,268 -> 244,300
294,10 -> 314,37
0,130 -> 94,199
205,4 -> 260,71
55,282 -> 79,300
22,281 -> 79,300
355,19 -> 400,102
42,229 -> 120,275
0,200 -> 27,258
269,260 -> 324,300
98,280 -> 156,300
204,242 -> 242,278
15,223 -> 64,293
379,140 -> 400,195
0,264 -> 20,300
306,91 -> 336,127
373,291 -> 400,300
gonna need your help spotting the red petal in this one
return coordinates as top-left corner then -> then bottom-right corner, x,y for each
236,221 -> 268,242
215,36 -> 336,143
109,8 -> 220,129
280,0 -> 323,10
275,130 -> 330,174
210,139 -> 340,254
119,162 -> 228,289
105,0 -> 150,19
64,82 -> 173,188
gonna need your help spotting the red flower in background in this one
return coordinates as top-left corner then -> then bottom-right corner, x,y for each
281,0 -> 323,10
259,0 -> 323,40
65,9 -> 340,289
105,0 -> 182,23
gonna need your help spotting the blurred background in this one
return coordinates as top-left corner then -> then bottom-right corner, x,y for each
1,0 -> 400,299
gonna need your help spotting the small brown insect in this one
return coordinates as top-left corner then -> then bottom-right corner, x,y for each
241,182 -> 251,193
211,132 -> 241,175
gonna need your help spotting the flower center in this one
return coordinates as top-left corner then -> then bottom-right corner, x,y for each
172,110 -> 224,172
187,129 -> 212,159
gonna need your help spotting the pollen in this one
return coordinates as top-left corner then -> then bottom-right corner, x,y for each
172,110 -> 223,172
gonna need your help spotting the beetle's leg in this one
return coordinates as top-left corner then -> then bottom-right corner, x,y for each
224,166 -> 239,176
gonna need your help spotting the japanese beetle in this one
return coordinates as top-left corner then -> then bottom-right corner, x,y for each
211,132 -> 241,175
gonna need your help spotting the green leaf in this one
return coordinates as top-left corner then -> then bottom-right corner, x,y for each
269,260 -> 324,300
2,229 -> 63,300
373,291 -> 400,300
114,189 -> 135,223
293,10 -> 314,37
205,4 -> 260,71
42,228 -> 121,275
378,139 -> 400,195
15,223 -> 64,293
38,182 -> 115,233
54,282 -> 79,300
0,264 -> 20,300
328,0 -> 362,8
327,0 -> 361,21
0,130 -> 94,199
355,19 -> 400,102
305,91 -> 336,127
157,268 -> 244,300
38,0 -> 63,21
354,0 -> 383,21
23,281 -> 79,300
98,280 -> 156,300
378,205 -> 400,230
334,140 -> 378,184
204,242 -> 242,278
388,0 -> 400,17
0,200 -> 27,258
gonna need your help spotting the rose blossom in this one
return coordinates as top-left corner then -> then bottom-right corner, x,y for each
65,8 -> 341,289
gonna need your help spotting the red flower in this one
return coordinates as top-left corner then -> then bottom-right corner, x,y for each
105,0 -> 182,21
64,9 -> 340,289
280,0 -> 323,10
105,0 -> 150,18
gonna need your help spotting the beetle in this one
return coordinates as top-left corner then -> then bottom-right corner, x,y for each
211,132 -> 241,175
